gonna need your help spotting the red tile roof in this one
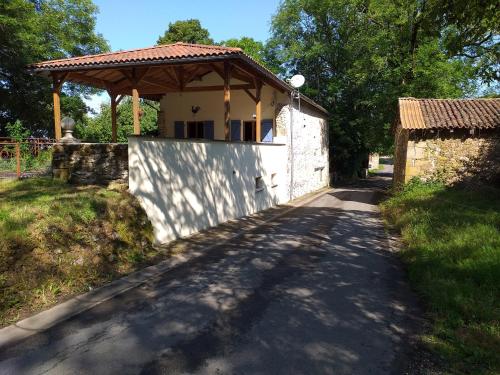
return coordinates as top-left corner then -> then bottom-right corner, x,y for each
29,42 -> 243,70
399,98 -> 500,130
28,42 -> 329,115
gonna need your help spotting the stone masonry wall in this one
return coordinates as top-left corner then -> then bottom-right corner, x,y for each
52,143 -> 128,185
405,134 -> 500,185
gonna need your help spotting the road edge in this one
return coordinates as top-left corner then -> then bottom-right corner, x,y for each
0,187 -> 332,350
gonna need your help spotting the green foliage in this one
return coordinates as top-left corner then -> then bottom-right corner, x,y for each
220,37 -> 282,74
269,0 -> 499,175
5,120 -> 30,141
381,181 -> 500,374
157,19 -> 213,45
0,0 -> 109,137
76,98 -> 159,143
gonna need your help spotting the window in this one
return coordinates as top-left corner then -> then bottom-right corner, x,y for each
271,173 -> 278,188
174,121 -> 185,138
231,120 -> 241,141
315,167 -> 324,182
186,121 -> 214,140
255,176 -> 264,192
243,120 -> 273,142
244,121 -> 256,142
187,121 -> 204,138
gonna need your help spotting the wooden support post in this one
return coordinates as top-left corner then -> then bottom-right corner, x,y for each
15,142 -> 21,179
52,73 -> 66,141
255,81 -> 262,142
53,86 -> 62,141
110,93 -> 118,142
132,88 -> 140,135
224,61 -> 231,141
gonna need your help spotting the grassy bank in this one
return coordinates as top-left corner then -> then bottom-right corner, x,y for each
0,178 -> 162,327
381,180 -> 500,374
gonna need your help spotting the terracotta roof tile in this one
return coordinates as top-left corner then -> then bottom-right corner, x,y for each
29,42 -> 243,69
399,98 -> 500,130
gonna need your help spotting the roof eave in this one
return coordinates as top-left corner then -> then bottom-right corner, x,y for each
28,53 -> 330,116
27,54 -> 237,73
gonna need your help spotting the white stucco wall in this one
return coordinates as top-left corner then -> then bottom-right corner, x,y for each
129,137 -> 289,244
275,102 -> 330,200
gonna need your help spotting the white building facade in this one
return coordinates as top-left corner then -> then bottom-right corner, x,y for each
129,77 -> 329,244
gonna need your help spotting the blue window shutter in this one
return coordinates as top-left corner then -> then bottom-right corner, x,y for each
204,120 -> 214,140
174,121 -> 185,138
230,120 -> 241,141
261,119 -> 273,142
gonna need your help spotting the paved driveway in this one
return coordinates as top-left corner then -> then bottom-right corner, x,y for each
0,178 -> 421,375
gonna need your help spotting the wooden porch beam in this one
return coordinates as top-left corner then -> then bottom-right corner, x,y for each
224,61 -> 231,141
108,90 -> 118,142
140,77 -> 177,91
233,61 -> 285,93
255,80 -> 262,142
210,63 -> 225,80
162,67 -> 179,86
52,72 -> 67,141
183,66 -> 203,84
175,66 -> 184,90
211,63 -> 253,85
132,88 -> 140,135
243,88 -> 258,103
183,84 -> 251,92
231,64 -> 257,84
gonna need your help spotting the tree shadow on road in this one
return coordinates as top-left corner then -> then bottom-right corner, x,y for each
0,187 -> 423,375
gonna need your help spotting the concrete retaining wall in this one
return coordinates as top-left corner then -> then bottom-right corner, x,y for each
128,137 -> 289,244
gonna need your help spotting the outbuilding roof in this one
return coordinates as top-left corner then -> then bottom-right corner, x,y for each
399,98 -> 500,130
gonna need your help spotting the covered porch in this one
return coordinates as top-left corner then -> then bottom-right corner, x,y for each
30,43 -> 292,144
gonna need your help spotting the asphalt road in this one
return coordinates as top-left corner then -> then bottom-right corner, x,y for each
0,175 -> 422,375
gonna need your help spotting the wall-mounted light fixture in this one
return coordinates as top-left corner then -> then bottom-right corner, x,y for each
191,105 -> 201,114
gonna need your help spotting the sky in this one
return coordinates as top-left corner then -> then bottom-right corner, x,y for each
85,0 -> 281,112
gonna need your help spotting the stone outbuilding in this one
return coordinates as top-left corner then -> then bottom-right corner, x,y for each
393,98 -> 500,186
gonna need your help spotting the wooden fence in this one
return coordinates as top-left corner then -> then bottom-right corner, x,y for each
0,138 -> 55,179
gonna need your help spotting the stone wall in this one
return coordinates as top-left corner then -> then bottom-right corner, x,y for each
403,132 -> 500,185
52,143 -> 128,185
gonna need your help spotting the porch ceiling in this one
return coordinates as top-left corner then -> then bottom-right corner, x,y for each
41,60 -> 275,101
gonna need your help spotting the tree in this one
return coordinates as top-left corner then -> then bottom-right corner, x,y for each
76,98 -> 159,143
270,0 -> 499,176
0,0 -> 109,137
220,37 -> 283,74
157,19 -> 213,45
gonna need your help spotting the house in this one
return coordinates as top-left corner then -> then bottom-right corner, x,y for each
30,42 -> 330,244
393,98 -> 500,186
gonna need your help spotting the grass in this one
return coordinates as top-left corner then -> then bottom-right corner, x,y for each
0,177 -> 161,327
381,180 -> 500,374
369,164 -> 385,175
